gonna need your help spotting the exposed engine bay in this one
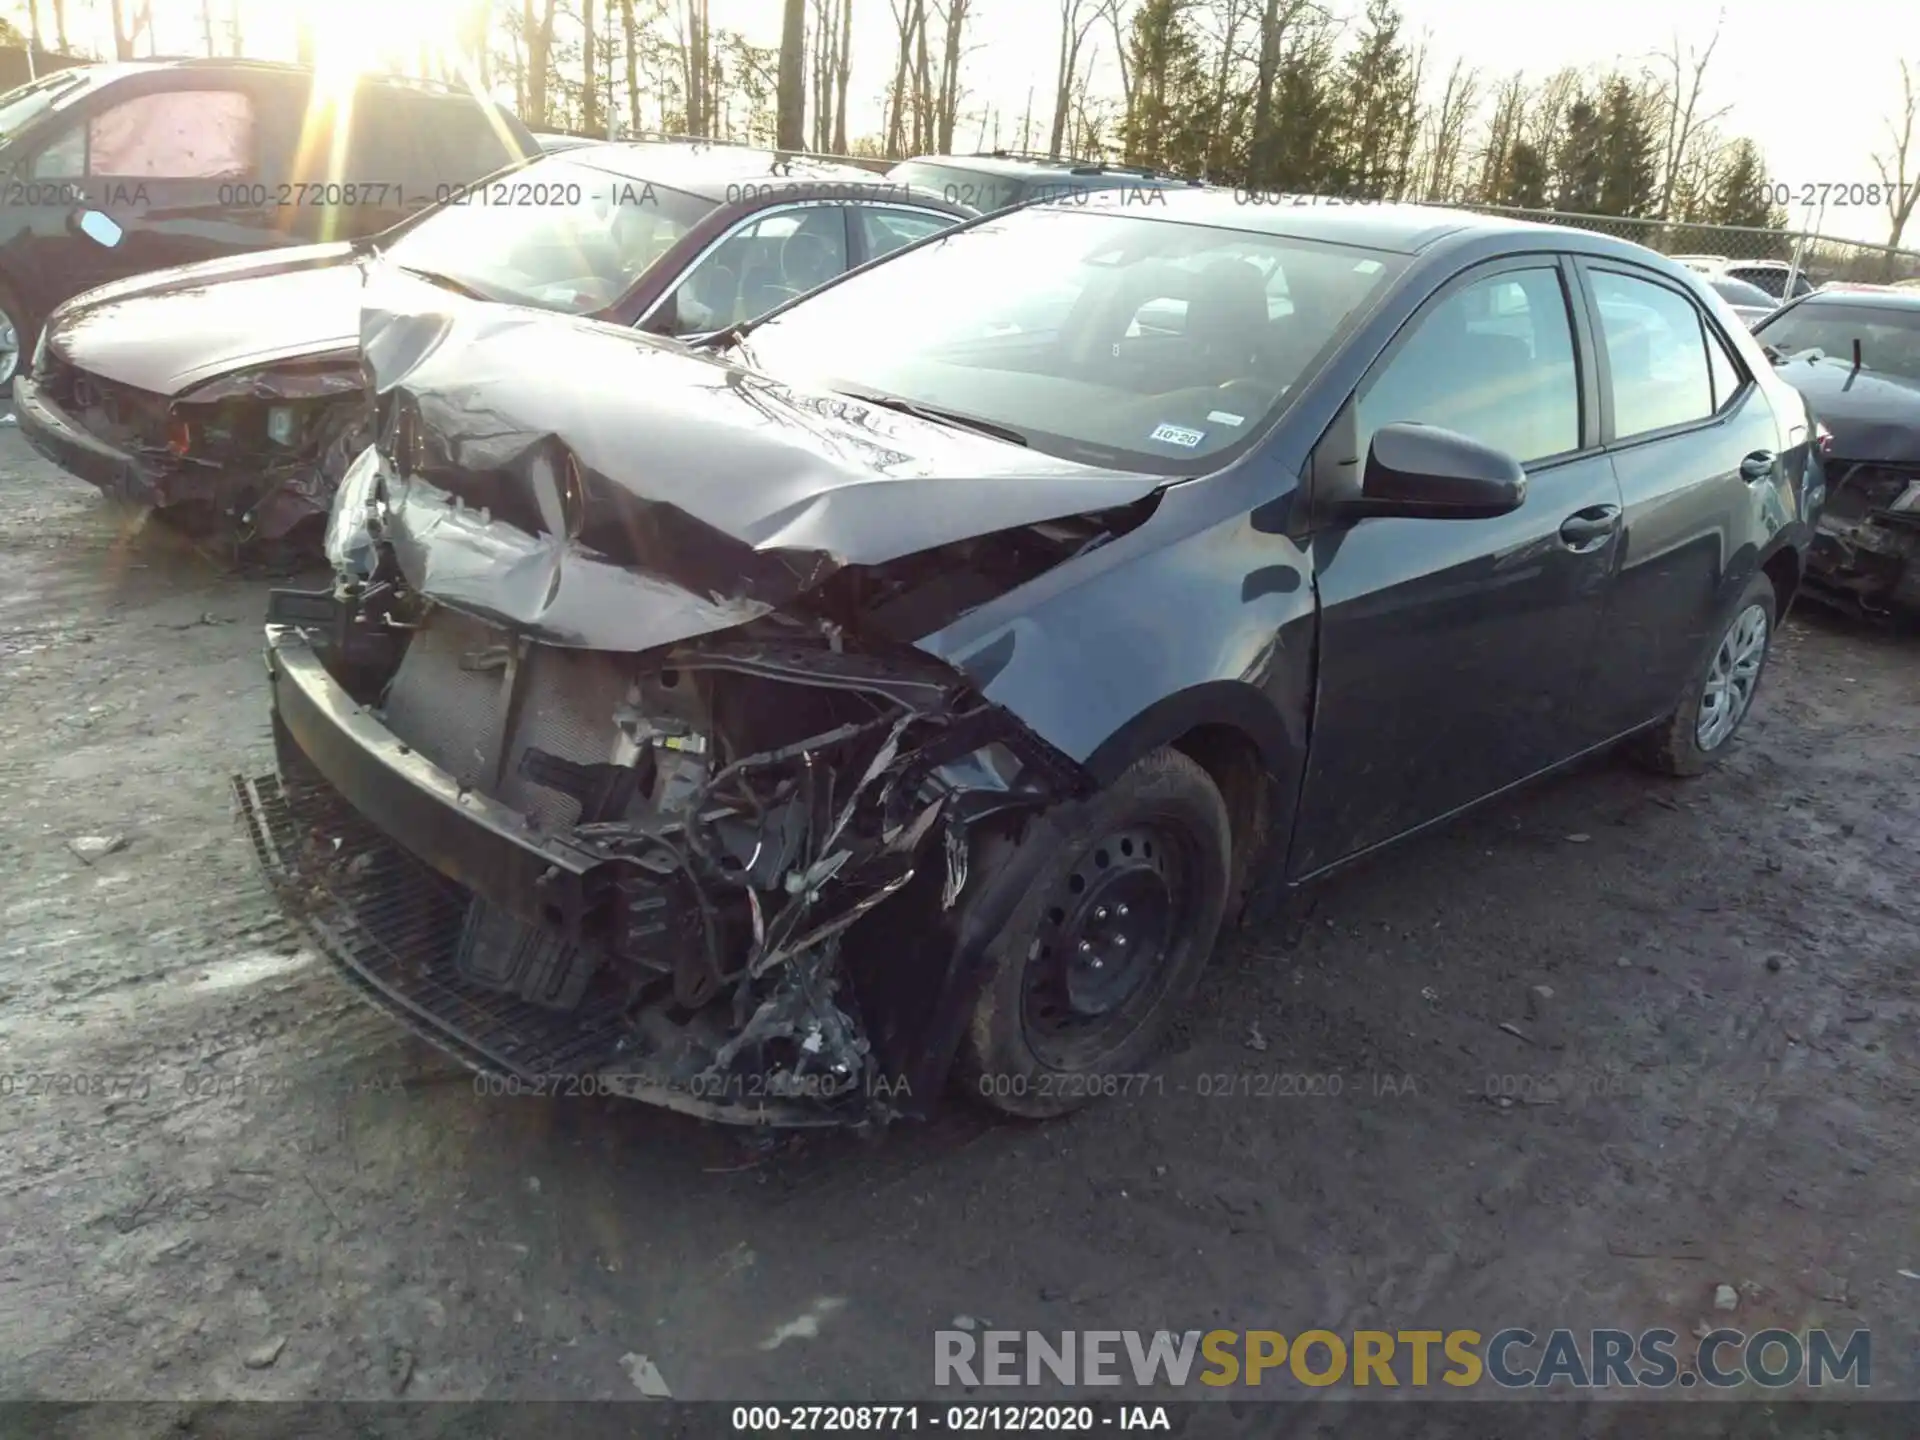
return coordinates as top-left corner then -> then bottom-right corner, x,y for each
249,570 -> 1089,1122
1808,460 -> 1920,615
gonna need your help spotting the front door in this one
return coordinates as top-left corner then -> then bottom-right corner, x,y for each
1291,258 -> 1624,876
12,79 -> 280,311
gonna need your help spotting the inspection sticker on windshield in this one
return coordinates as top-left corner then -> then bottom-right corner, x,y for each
1150,423 -> 1206,448
1206,410 -> 1245,426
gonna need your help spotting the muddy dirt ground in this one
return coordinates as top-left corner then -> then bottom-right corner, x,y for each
1,429 -> 1916,1417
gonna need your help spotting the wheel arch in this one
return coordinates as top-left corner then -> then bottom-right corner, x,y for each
1081,680 -> 1296,922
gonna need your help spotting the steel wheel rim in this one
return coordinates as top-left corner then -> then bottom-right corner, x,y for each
0,308 -> 18,387
1020,822 -> 1195,1071
1696,602 -> 1768,751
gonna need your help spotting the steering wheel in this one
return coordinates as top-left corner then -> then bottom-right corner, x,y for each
779,231 -> 838,293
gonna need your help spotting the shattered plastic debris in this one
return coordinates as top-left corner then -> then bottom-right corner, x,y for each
67,834 -> 130,864
619,1352 -> 672,1397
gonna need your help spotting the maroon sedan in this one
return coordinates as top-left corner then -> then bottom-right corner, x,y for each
13,142 -> 970,547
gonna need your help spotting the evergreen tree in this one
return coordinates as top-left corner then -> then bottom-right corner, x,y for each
1121,0 -> 1211,177
1596,76 -> 1658,217
1499,138 -> 1549,209
1330,0 -> 1418,200
1553,97 -> 1605,213
1250,21 -> 1338,191
1707,139 -> 1785,230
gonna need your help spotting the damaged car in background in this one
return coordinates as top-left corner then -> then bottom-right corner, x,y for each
1754,288 -> 1920,617
240,194 -> 1817,1126
12,142 -> 965,554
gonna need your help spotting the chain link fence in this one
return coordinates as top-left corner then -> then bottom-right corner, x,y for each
1458,204 -> 1920,287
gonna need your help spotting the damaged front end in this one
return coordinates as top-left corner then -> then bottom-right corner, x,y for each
1808,459 -> 1920,615
18,348 -> 365,548
235,294 -> 1183,1119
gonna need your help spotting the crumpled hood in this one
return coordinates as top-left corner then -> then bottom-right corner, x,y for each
1773,353 -> 1920,464
362,270 -> 1169,651
47,242 -> 361,397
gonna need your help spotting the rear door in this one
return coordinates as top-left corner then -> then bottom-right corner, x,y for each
1574,262 -> 1782,737
1292,257 -> 1624,874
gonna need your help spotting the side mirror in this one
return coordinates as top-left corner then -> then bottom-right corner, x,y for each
1342,422 -> 1526,521
75,209 -> 123,248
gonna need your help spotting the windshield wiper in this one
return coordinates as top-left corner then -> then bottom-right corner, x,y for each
833,386 -> 1030,447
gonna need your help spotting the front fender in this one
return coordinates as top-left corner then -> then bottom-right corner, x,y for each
917,498 -> 1315,793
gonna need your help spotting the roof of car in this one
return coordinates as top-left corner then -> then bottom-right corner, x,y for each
894,152 -> 1199,185
558,141 -> 911,197
986,187 -> 1608,254
1786,287 -> 1920,311
86,57 -> 499,101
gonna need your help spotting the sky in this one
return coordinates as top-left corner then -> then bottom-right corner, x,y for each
21,0 -> 1918,245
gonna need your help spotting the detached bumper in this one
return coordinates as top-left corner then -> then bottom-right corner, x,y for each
12,372 -> 174,506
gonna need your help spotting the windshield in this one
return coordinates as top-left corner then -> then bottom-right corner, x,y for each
0,69 -> 89,141
1709,276 -> 1774,308
743,206 -> 1402,473
1758,301 -> 1920,384
383,155 -> 716,313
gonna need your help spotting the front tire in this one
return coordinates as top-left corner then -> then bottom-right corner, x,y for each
1632,572 -> 1776,777
0,278 -> 33,389
957,747 -> 1232,1119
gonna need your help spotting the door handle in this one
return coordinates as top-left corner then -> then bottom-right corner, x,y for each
1739,450 -> 1776,482
1558,504 -> 1621,551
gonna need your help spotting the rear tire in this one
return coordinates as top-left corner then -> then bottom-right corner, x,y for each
1632,571 -> 1776,777
957,747 -> 1232,1119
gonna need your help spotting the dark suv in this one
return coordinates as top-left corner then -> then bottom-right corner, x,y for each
885,150 -> 1204,213
0,59 -> 537,384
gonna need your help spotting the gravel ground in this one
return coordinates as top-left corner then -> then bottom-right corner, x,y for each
1,429 -> 1916,1413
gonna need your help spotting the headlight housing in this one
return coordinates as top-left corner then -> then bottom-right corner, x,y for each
324,444 -> 385,578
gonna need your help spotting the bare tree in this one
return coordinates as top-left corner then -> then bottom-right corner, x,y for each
776,0 -> 806,148
832,0 -> 852,150
1048,0 -> 1100,157
620,0 -> 642,134
1415,56 -> 1479,202
884,0 -> 923,156
1650,20 -> 1730,220
680,0 -> 712,135
582,0 -> 601,133
933,0 -> 971,151
224,0 -> 241,54
1103,0 -> 1134,119
1202,0 -> 1259,175
25,0 -> 41,53
1248,0 -> 1314,169
1474,72 -> 1527,203
196,0 -> 216,55
50,0 -> 69,51
108,0 -> 134,59
521,0 -> 560,127
1875,59 -> 1920,256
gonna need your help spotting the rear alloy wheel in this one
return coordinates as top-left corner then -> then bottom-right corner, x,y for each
958,747 -> 1231,1118
1632,571 -> 1777,777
